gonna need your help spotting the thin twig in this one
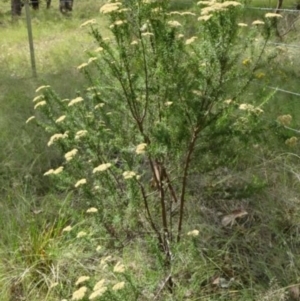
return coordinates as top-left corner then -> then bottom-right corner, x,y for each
153,273 -> 172,300
177,127 -> 200,242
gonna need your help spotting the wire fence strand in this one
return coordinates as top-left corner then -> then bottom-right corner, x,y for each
267,42 -> 300,50
246,7 -> 300,13
254,82 -> 300,98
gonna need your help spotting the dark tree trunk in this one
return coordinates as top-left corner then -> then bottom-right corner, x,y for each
274,0 -> 284,39
11,0 -> 22,17
46,0 -> 51,9
31,0 -> 39,10
59,0 -> 73,14
275,0 -> 283,13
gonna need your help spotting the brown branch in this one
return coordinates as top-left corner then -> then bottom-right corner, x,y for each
136,179 -> 163,245
153,273 -> 173,299
177,127 -> 201,243
161,166 -> 178,203
154,161 -> 169,235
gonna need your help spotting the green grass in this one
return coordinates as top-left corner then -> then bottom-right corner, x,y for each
1,1 -> 300,300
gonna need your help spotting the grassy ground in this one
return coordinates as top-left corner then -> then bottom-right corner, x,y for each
1,1 -> 300,300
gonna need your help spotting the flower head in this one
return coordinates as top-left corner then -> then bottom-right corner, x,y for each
130,40 -> 139,45
88,57 -> 97,64
80,19 -> 97,28
252,20 -> 265,25
239,103 -> 254,111
110,20 -> 126,28
265,13 -> 282,18
167,20 -> 182,27
47,132 -> 68,146
199,1 -> 241,16
95,47 -> 104,52
89,287 -> 107,300
94,103 -> 105,109
53,166 -> 64,174
112,282 -> 125,291
76,276 -> 90,286
93,163 -> 112,173
135,143 -> 147,154
75,179 -> 87,188
169,11 -> 181,15
77,231 -> 87,238
255,72 -> 265,79
72,286 -> 87,300
123,171 -> 137,180
65,149 -> 78,161
141,32 -> 154,37
100,2 -> 121,14
198,15 -> 213,21
55,115 -> 66,123
86,207 -> 98,213
224,99 -> 232,105
34,101 -> 46,109
77,63 -> 88,70
44,166 -> 64,175
277,114 -> 292,126
187,229 -> 199,236
113,261 -> 125,273
26,116 -> 35,124
185,36 -> 197,45
35,85 -> 50,93
33,95 -> 43,102
44,169 -> 54,176
62,225 -> 72,232
68,97 -> 84,107
242,58 -> 251,66
221,1 -> 241,8
93,279 -> 106,291
75,130 -> 88,140
100,255 -> 112,268
285,137 -> 298,147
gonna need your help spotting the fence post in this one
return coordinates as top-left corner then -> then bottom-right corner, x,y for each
24,0 -> 37,78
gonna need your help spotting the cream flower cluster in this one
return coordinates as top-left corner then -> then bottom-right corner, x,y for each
71,261 -> 126,300
277,114 -> 292,126
44,166 -> 64,176
100,2 -> 122,14
135,143 -> 147,154
65,149 -> 78,161
47,132 -> 69,146
197,1 -> 241,21
75,130 -> 88,140
68,97 -> 84,106
239,103 -> 263,115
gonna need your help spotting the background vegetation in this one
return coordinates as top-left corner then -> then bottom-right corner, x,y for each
1,0 -> 300,300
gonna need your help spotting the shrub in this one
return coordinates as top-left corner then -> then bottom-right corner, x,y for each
28,0 -> 277,295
